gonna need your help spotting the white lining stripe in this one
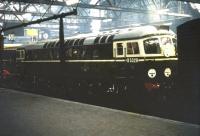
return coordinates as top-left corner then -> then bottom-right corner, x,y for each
65,60 -> 126,62
22,60 -> 60,63
22,58 -> 177,63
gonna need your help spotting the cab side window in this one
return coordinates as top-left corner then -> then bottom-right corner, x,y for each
117,43 -> 123,55
160,37 -> 172,46
172,38 -> 177,51
127,42 -> 139,55
143,38 -> 161,54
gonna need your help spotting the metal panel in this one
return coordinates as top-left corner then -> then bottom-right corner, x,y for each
83,36 -> 96,45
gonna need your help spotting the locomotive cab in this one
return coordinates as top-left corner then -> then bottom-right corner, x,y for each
111,26 -> 177,97
113,35 -> 176,59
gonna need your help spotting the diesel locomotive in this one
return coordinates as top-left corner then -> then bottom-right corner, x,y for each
3,25 -> 178,102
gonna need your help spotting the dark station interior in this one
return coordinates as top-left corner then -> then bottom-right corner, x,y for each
0,0 -> 199,136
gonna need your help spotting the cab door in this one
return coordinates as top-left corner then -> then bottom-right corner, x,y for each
113,41 -> 126,58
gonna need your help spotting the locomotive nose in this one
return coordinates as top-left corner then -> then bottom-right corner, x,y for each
144,67 -> 173,91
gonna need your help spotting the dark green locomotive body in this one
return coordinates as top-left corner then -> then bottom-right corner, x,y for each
1,26 -> 177,103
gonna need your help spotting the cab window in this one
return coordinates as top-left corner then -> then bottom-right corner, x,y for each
127,42 -> 139,55
160,37 -> 172,46
143,38 -> 161,54
172,38 -> 177,46
172,38 -> 177,50
117,43 -> 123,55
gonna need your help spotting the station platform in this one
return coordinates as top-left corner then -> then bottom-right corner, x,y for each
0,88 -> 199,136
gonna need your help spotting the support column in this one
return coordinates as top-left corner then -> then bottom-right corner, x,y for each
0,33 -> 4,79
59,17 -> 65,63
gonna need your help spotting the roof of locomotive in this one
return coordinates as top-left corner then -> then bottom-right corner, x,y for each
16,42 -> 45,50
113,25 -> 175,40
82,25 -> 174,45
17,25 -> 175,50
